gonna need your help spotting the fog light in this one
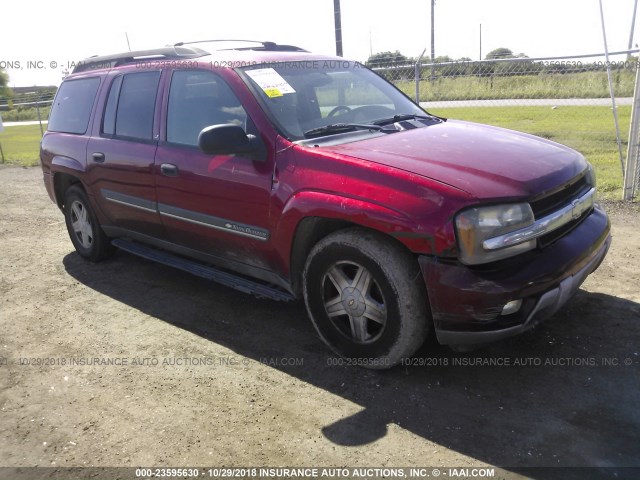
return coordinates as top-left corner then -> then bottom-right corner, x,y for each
501,299 -> 522,316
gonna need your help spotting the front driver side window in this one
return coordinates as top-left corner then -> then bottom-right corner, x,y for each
167,70 -> 248,147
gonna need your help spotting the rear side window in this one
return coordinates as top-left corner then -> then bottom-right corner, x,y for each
102,75 -> 123,136
106,71 -> 161,141
48,77 -> 100,134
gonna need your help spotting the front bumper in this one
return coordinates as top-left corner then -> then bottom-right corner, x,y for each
419,205 -> 611,345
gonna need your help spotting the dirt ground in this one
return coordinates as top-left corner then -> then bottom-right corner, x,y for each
0,165 -> 639,477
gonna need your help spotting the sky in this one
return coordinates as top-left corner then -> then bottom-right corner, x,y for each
1,0 -> 638,87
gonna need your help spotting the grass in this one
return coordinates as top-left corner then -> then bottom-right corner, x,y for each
0,124 -> 43,166
428,105 -> 630,199
0,106 -> 630,199
395,70 -> 636,102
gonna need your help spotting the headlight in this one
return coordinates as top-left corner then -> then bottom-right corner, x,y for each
455,203 -> 536,265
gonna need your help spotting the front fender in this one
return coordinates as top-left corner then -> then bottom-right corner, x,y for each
272,190 -> 438,275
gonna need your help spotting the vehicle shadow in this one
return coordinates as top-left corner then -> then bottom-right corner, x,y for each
63,250 -> 640,478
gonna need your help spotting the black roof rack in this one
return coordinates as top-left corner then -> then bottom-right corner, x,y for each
174,39 -> 307,52
72,40 -> 307,74
72,46 -> 209,74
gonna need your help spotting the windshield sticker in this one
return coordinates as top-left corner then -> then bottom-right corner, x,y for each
264,88 -> 283,98
246,68 -> 296,98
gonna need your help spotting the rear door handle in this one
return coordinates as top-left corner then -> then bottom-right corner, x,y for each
160,163 -> 179,177
92,152 -> 105,163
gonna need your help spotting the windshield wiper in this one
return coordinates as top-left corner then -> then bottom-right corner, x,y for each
373,113 -> 442,125
304,123 -> 383,138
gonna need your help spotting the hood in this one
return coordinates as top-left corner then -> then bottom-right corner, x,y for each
319,120 -> 588,199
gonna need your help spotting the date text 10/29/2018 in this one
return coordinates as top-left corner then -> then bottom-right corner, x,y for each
134,467 -> 497,478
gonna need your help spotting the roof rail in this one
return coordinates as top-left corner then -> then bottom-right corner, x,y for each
174,39 -> 307,52
72,46 -> 209,74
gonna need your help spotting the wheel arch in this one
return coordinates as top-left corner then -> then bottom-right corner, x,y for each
277,191 -> 431,295
53,172 -> 83,209
287,215 -> 423,298
290,217 -> 353,296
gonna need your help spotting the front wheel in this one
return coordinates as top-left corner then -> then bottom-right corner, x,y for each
63,185 -> 114,262
303,228 -> 430,369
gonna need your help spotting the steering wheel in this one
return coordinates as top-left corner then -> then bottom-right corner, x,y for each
327,105 -> 352,117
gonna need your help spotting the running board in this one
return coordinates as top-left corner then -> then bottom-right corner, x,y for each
111,239 -> 294,302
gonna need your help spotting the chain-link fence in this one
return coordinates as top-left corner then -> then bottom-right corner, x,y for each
373,51 -> 640,200
1,54 -> 639,199
623,62 -> 640,201
0,89 -> 55,163
0,89 -> 55,125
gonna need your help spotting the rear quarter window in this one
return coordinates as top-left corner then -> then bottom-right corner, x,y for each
114,72 -> 161,141
48,77 -> 101,134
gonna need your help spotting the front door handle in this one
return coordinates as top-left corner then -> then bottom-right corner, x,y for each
92,152 -> 105,163
160,163 -> 179,177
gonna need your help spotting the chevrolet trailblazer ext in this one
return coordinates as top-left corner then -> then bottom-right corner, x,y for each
40,41 -> 611,369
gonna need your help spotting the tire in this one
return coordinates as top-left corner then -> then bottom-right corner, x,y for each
63,185 -> 114,262
302,228 -> 430,369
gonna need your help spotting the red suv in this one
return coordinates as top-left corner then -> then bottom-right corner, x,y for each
40,41 -> 611,368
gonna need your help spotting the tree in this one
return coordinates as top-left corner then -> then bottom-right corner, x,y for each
484,48 -> 534,76
366,51 -> 409,67
485,48 -> 515,60
0,68 -> 10,97
434,55 -> 454,63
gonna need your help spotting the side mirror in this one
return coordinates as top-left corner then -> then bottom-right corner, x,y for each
198,124 -> 265,161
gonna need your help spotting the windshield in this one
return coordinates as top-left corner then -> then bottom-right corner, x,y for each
240,61 -> 426,140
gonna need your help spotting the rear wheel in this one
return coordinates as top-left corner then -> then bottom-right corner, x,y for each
303,228 -> 430,369
63,185 -> 114,262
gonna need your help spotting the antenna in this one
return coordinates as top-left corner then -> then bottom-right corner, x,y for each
125,32 -> 131,52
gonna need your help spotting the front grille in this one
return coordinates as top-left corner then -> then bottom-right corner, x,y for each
530,173 -> 593,249
530,173 -> 590,218
537,208 -> 592,248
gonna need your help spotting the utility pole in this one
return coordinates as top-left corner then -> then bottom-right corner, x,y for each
430,0 -> 435,63
479,23 -> 482,60
629,0 -> 639,59
599,0 -> 625,177
333,0 -> 343,57
430,0 -> 435,82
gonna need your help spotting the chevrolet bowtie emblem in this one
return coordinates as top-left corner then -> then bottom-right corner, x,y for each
571,199 -> 582,220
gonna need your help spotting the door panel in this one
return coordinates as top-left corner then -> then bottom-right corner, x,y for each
155,147 -> 273,267
154,70 -> 274,269
87,71 -> 164,237
88,136 -> 162,235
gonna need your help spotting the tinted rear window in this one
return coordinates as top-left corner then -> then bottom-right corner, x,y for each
114,72 -> 160,141
48,77 -> 100,134
102,75 -> 123,136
